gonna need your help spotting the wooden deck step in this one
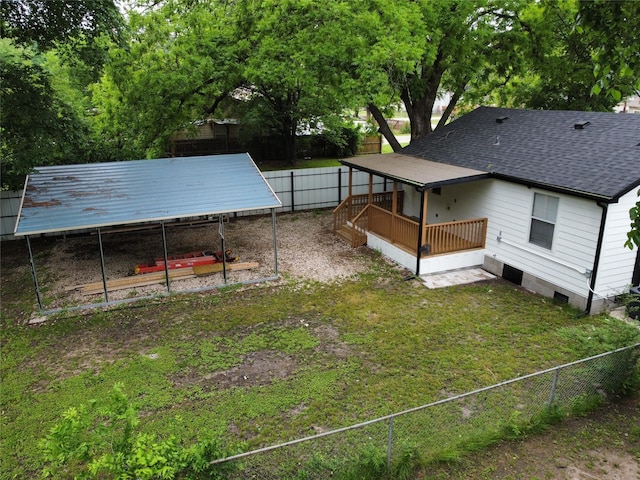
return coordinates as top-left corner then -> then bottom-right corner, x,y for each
334,224 -> 367,247
335,225 -> 353,243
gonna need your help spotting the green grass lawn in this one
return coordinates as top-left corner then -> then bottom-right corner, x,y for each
1,239 -> 638,478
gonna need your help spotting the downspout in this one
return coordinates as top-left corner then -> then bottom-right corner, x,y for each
585,201 -> 608,315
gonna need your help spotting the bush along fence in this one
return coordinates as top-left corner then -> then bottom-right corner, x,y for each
208,343 -> 640,479
0,167 -> 388,241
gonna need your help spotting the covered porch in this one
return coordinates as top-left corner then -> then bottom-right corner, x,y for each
333,153 -> 489,274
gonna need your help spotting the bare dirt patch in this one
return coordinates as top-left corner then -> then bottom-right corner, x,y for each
181,350 -> 297,391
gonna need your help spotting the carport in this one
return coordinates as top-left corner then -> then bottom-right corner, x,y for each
14,154 -> 282,314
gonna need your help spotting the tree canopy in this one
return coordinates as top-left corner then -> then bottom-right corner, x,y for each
493,0 -> 640,112
0,0 -> 124,189
2,0 -> 638,188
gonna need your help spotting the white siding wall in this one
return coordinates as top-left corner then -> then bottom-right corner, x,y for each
402,187 -> 420,219
425,179 -> 602,299
595,188 -> 639,296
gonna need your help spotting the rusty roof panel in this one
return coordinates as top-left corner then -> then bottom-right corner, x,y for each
14,154 -> 281,236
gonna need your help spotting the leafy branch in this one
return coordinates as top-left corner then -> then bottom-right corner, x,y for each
39,383 -> 242,479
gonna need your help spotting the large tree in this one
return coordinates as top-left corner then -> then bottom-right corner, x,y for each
0,40 -> 92,189
493,0 -> 640,111
365,0 -> 539,147
579,0 -> 640,103
91,0 -> 245,158
0,0 -> 124,190
239,0 -> 379,163
93,0 -> 379,163
54,0 -> 640,165
366,0 -> 640,149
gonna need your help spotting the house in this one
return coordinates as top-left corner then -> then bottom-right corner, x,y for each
334,107 -> 640,314
170,119 -> 243,157
616,95 -> 640,114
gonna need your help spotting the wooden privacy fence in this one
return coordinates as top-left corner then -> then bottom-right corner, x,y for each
357,135 -> 382,155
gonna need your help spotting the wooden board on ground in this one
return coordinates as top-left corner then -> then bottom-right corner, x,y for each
67,262 -> 259,295
192,261 -> 259,276
70,268 -> 195,295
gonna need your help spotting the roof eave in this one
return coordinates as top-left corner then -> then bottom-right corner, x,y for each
13,203 -> 283,237
491,173 -> 614,203
339,157 -> 490,191
339,158 -> 424,188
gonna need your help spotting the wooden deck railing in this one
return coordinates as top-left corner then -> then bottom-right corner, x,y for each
422,218 -> 488,255
333,191 -> 402,237
368,205 -> 419,252
351,206 -> 370,248
334,193 -> 486,256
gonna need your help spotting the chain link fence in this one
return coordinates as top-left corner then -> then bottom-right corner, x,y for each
211,343 -> 640,479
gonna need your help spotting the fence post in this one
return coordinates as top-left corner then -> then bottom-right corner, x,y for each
290,171 -> 295,213
387,415 -> 394,476
547,368 -> 560,409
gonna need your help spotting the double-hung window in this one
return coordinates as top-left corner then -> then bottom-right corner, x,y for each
529,193 -> 558,250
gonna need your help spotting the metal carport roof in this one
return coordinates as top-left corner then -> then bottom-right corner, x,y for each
14,154 -> 281,236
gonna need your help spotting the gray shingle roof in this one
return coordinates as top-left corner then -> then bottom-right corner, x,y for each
400,107 -> 640,201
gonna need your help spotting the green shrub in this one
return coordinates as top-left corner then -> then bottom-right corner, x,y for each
39,383 -> 241,479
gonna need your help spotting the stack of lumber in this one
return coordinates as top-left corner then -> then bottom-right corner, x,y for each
66,262 -> 259,295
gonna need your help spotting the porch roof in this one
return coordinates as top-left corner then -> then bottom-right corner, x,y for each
340,153 -> 488,190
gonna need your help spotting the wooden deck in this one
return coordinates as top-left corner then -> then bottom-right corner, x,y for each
334,194 -> 487,257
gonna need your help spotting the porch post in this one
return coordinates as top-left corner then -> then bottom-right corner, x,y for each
368,173 -> 373,205
391,181 -> 398,240
348,167 -> 353,218
421,190 -> 428,250
415,189 -> 425,276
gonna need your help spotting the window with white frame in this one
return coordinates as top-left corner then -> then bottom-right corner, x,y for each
529,193 -> 558,249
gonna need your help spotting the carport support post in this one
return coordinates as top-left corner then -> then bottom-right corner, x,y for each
272,208 -> 278,277
97,228 -> 109,303
161,222 -> 171,293
219,215 -> 227,283
25,235 -> 43,312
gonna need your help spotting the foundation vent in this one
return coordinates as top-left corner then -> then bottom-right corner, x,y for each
502,264 -> 523,286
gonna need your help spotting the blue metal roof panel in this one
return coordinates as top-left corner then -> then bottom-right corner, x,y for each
14,154 -> 282,235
